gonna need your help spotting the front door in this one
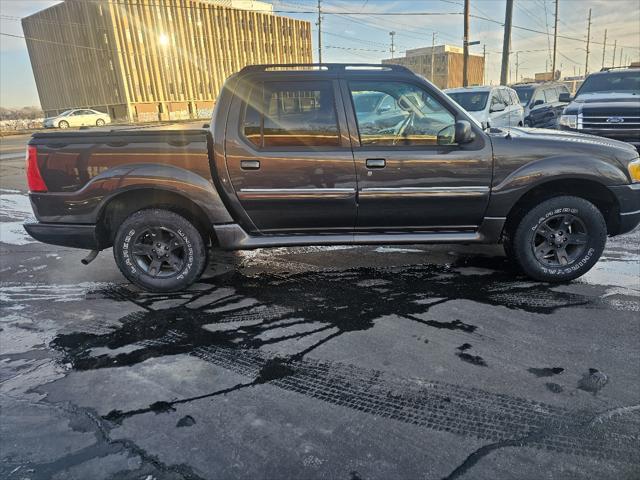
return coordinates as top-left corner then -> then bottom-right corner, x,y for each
224,77 -> 357,234
343,79 -> 493,231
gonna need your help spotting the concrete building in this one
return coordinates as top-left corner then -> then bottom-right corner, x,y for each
22,0 -> 312,121
383,45 -> 484,89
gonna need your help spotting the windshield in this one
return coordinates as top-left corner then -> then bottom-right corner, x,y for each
58,110 -> 74,117
352,92 -> 384,113
512,87 -> 534,105
446,91 -> 489,112
577,71 -> 640,94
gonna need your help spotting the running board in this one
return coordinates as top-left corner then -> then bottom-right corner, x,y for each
214,218 -> 505,250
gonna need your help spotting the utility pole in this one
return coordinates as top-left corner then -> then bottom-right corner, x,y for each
584,8 -> 591,75
619,47 -> 624,68
551,0 -> 559,78
463,0 -> 470,86
483,44 -> 486,85
612,39 -> 617,68
317,0 -> 322,63
430,32 -> 437,84
601,29 -> 607,69
389,31 -> 396,59
500,0 -> 514,85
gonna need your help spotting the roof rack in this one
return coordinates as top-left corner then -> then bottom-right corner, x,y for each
239,63 -> 413,74
599,65 -> 638,72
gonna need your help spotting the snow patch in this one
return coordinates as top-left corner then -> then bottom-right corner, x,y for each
1,191 -> 36,245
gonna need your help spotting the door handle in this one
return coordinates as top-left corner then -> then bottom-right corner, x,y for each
240,160 -> 260,170
366,158 -> 386,169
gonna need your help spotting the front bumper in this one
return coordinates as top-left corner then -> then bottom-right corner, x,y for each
23,221 -> 98,249
609,184 -> 640,235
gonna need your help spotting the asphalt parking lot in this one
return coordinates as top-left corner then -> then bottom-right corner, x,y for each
1,134 -> 640,479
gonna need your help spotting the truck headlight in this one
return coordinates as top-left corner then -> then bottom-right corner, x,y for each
628,159 -> 640,183
559,114 -> 577,129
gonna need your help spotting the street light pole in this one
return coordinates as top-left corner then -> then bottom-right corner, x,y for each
431,32 -> 436,84
317,0 -> 322,64
500,0 -> 514,85
463,0 -> 470,86
551,0 -> 559,78
389,31 -> 396,59
601,29 -> 607,69
585,8 -> 591,75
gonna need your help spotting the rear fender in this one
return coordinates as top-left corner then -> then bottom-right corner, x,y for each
30,163 -> 233,225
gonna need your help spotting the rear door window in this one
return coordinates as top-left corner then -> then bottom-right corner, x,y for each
241,81 -> 340,148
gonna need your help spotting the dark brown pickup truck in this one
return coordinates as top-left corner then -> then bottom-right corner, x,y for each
25,64 -> 640,292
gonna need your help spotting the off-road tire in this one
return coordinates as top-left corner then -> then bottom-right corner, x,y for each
113,209 -> 208,292
507,196 -> 606,282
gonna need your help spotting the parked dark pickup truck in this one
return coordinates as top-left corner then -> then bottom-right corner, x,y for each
559,66 -> 640,149
25,64 -> 640,292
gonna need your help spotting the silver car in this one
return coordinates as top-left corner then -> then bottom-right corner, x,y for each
43,109 -> 111,129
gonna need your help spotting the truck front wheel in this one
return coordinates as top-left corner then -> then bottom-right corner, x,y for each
506,196 -> 606,282
113,209 -> 208,292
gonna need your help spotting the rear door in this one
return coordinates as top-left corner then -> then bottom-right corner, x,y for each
224,75 -> 357,234
343,77 -> 493,231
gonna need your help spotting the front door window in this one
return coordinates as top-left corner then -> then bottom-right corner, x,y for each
349,82 -> 455,146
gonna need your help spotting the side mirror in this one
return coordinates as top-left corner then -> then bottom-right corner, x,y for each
532,99 -> 544,107
450,120 -> 476,145
558,92 -> 572,102
490,103 -> 506,113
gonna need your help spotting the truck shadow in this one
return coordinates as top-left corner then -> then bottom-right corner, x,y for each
50,258 -> 640,465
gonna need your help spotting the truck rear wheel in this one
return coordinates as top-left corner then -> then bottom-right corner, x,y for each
113,209 -> 208,292
506,196 -> 606,282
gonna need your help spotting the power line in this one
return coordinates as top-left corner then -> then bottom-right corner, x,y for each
471,13 -> 640,50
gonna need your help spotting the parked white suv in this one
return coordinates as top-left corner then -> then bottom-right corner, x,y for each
444,86 -> 524,129
43,109 -> 111,129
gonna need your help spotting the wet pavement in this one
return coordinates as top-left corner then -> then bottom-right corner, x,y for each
1,188 -> 639,479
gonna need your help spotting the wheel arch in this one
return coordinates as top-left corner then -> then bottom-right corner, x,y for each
96,188 -> 216,249
503,178 -> 621,238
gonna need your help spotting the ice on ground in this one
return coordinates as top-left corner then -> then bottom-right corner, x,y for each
1,192 -> 35,245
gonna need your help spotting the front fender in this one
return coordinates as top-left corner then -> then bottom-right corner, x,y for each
485,155 -> 628,217
30,163 -> 233,224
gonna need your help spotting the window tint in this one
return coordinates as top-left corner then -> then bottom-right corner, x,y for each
241,81 -> 340,148
490,93 -> 503,107
531,89 -> 545,105
349,81 -> 455,146
498,89 -> 512,105
544,88 -> 559,103
446,91 -> 489,112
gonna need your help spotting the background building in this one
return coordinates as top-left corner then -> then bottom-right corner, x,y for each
383,45 -> 484,89
22,0 -> 312,122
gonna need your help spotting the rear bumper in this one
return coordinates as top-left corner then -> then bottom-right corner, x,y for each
610,184 -> 640,235
23,221 -> 98,249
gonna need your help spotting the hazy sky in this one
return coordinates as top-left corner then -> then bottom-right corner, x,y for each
1,0 -> 639,108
